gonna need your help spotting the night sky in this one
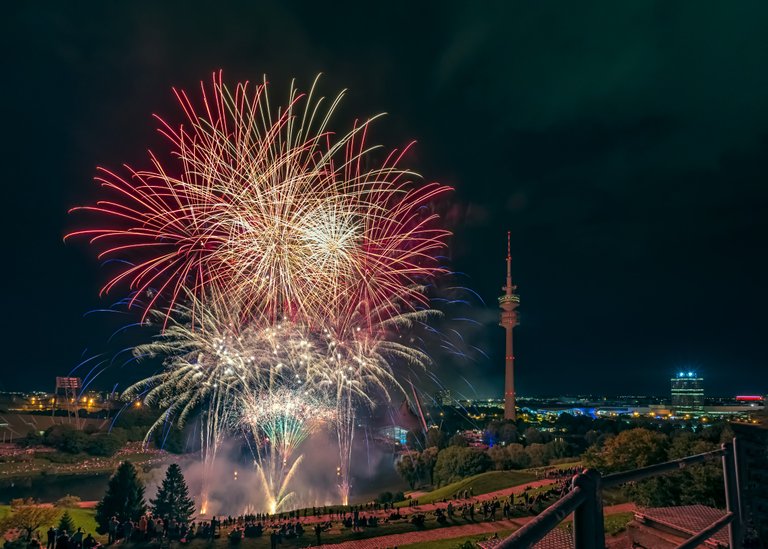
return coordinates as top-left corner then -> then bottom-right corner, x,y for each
3,2 -> 768,397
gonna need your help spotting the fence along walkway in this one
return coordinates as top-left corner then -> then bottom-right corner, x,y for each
495,438 -> 744,549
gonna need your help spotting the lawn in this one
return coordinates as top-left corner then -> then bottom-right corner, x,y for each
0,506 -> 100,540
527,461 -> 582,474
602,486 -> 631,506
603,512 -> 633,536
559,511 -> 634,537
397,470 -> 536,507
175,516 -> 505,549
0,506 -> 631,549
400,529 -> 515,549
398,511 -> 632,549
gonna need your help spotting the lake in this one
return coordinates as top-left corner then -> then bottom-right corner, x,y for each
0,473 -> 111,503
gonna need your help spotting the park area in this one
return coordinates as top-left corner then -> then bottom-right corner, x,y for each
0,464 -> 638,549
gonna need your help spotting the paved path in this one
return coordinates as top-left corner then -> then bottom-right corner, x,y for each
317,503 -> 637,548
317,520 -> 519,549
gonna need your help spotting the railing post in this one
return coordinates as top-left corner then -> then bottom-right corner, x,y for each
732,437 -> 744,526
722,441 -> 742,548
572,469 -> 605,549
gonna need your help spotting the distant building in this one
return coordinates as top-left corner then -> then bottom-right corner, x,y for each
373,399 -> 423,446
434,389 -> 454,407
670,371 -> 704,414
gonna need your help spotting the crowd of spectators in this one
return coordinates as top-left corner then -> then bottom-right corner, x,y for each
33,526 -> 100,549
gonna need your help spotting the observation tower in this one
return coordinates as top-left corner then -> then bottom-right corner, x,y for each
499,231 -> 520,420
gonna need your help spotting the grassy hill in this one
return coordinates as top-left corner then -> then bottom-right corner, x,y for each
396,470 -> 537,507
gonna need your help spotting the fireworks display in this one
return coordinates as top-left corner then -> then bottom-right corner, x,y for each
243,388 -> 335,461
243,388 -> 334,514
67,72 -> 449,332
68,72 -> 450,513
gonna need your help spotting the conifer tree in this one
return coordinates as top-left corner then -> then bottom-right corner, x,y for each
95,461 -> 146,534
150,463 -> 196,523
57,511 -> 75,534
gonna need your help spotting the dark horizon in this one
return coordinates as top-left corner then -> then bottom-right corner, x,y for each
3,2 -> 768,397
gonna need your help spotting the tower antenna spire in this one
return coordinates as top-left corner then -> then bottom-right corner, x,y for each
499,232 -> 519,420
506,230 -> 512,281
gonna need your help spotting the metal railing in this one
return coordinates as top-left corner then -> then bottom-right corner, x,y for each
496,438 -> 743,549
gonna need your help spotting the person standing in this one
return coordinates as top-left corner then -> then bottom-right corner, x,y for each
209,517 -> 217,540
71,527 -> 84,549
108,517 -> 119,545
55,530 -> 69,549
46,527 -> 56,549
138,515 -> 147,541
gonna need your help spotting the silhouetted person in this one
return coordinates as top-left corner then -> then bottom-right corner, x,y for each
55,531 -> 70,549
314,524 -> 322,545
46,527 -> 56,549
108,517 -> 119,545
71,527 -> 83,549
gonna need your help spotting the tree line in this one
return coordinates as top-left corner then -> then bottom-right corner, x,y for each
396,423 -> 576,489
0,462 -> 195,544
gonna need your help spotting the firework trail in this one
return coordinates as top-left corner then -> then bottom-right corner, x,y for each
123,299 -> 314,512
242,387 -> 334,462
69,72 -> 451,508
67,72 -> 450,332
243,388 -> 334,513
305,307 -> 437,503
124,301 -> 244,512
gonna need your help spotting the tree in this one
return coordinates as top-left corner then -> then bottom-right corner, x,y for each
419,447 -> 439,484
395,451 -> 421,489
21,430 -> 43,448
584,428 -> 674,507
57,511 -> 75,534
55,495 -> 81,508
43,425 -> 88,453
150,464 -> 196,524
507,443 -> 531,469
405,429 -> 425,449
377,491 -> 394,504
489,443 -> 533,470
547,439 -> 571,460
485,420 -> 518,446
425,427 -> 448,449
584,428 -> 669,472
488,446 -> 509,470
433,447 -> 492,486
86,433 -> 121,457
667,434 -> 724,507
448,433 -> 468,447
584,429 -> 600,447
523,427 -> 547,445
95,461 -> 146,534
154,426 -> 186,454
0,499 -> 59,541
526,443 -> 547,467
60,430 -> 89,454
